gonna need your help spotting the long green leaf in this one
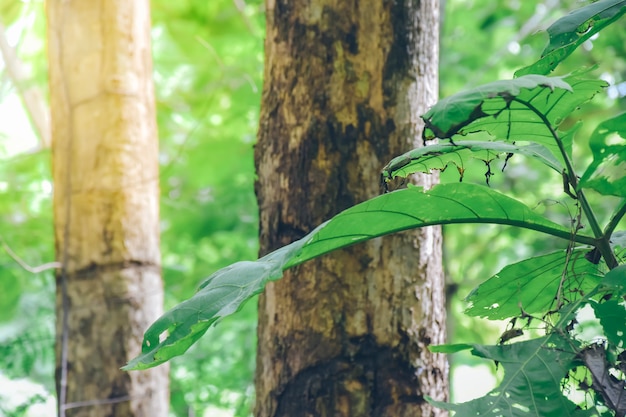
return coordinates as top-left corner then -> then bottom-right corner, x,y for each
288,183 -> 592,267
465,250 -> 603,320
580,113 -> 626,198
516,0 -> 626,76
122,228 -> 323,370
126,183 -> 592,370
427,335 -> 592,417
381,141 -> 563,184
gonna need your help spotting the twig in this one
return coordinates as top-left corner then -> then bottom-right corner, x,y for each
604,198 -> 626,241
555,203 -> 583,310
231,0 -> 255,34
0,237 -> 60,273
62,395 -> 132,410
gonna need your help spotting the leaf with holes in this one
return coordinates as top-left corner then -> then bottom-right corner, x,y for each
580,113 -> 626,198
465,250 -> 603,320
427,334 -> 591,417
422,74 -> 606,166
381,141 -> 563,184
122,230 -> 323,370
516,0 -> 626,76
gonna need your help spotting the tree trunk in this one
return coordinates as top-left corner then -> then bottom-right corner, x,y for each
254,1 -> 446,416
47,1 -> 168,416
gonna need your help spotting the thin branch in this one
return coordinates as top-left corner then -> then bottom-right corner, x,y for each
604,199 -> 626,241
61,386 -> 170,411
62,395 -> 132,410
556,203 -> 583,310
231,0 -> 255,34
0,22 -> 51,148
1,237 -> 60,273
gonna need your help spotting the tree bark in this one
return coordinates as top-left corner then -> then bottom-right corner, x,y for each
255,1 -> 447,416
47,1 -> 168,416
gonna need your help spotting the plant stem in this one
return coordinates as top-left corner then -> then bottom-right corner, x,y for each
604,199 -> 626,240
513,97 -> 619,268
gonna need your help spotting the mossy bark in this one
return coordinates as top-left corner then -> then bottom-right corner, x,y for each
255,1 -> 447,416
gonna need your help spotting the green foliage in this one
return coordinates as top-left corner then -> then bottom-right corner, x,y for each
580,113 -> 626,198
465,250 -> 603,320
0,150 -> 55,392
290,182 -> 585,260
382,141 -> 563,181
435,266 -> 625,416
129,1 -> 626,415
0,0 -> 624,415
422,73 -> 606,169
124,229 -> 316,370
423,74 -> 573,139
127,72 -> 614,370
516,0 -> 626,76
429,335 -> 589,417
601,264 -> 626,295
591,299 -> 626,348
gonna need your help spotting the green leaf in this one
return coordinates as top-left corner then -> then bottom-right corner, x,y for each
600,264 -> 626,296
289,183 -> 588,266
465,250 -> 603,320
580,113 -> 626,198
422,75 -> 606,166
516,0 -> 626,76
122,229 -> 323,371
127,183 -> 588,370
427,334 -> 589,417
381,141 -> 563,183
591,299 -> 626,348
423,75 -> 571,140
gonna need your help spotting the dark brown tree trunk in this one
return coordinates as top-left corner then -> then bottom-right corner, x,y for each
47,1 -> 169,416
254,1 -> 447,416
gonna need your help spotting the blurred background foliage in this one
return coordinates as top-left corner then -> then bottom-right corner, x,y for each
0,0 -> 623,415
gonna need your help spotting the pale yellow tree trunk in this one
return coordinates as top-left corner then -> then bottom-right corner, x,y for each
47,1 -> 168,416
255,0 -> 447,416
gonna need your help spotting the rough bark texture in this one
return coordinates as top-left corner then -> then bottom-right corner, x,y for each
255,1 -> 447,416
47,1 -> 168,416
